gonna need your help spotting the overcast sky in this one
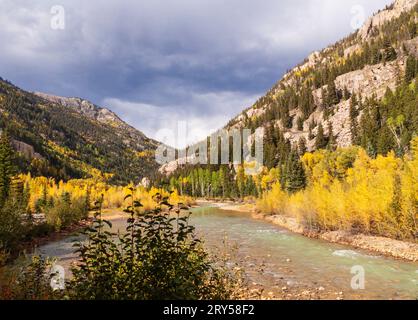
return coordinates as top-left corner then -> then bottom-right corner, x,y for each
0,0 -> 393,147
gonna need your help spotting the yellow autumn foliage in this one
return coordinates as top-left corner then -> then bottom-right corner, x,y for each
18,174 -> 194,215
257,139 -> 418,240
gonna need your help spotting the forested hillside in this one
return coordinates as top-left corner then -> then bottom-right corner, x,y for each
0,79 -> 159,184
161,0 -> 418,175
158,0 -> 418,240
229,0 -> 418,169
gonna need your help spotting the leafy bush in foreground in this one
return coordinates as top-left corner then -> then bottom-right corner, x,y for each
0,255 -> 59,300
68,189 -> 238,300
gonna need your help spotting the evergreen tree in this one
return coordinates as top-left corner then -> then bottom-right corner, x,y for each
298,137 -> 307,156
382,38 -> 397,62
9,177 -> 24,203
84,185 -> 91,213
276,130 -> 291,166
282,105 -> 292,129
219,166 -> 226,198
359,107 -> 379,157
263,125 -> 277,169
349,94 -> 359,144
326,80 -> 339,107
377,125 -> 395,155
408,21 -> 417,39
0,131 -> 16,206
405,56 -> 417,83
61,191 -> 72,205
315,123 -> 327,150
327,122 -> 336,151
282,150 -> 306,194
296,117 -> 304,131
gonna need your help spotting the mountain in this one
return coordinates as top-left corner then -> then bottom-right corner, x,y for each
0,79 -> 159,184
227,0 -> 417,153
160,0 -> 418,174
34,92 -> 152,151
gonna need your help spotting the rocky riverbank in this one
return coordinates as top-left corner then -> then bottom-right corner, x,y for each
23,219 -> 91,255
261,214 -> 418,262
212,201 -> 418,262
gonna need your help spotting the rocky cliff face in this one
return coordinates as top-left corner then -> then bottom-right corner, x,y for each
158,0 -> 418,175
34,92 -> 157,151
359,0 -> 417,39
227,0 -> 418,152
12,139 -> 43,160
35,93 -> 124,127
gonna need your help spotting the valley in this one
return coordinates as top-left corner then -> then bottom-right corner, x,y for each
0,0 -> 417,302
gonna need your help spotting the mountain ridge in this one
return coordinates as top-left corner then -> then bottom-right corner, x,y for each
229,0 -> 417,146
160,0 -> 418,175
0,79 -> 159,184
33,92 -> 156,151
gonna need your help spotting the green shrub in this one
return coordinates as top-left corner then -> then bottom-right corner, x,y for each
0,200 -> 25,251
68,190 -> 237,300
25,223 -> 55,240
0,255 -> 60,300
45,193 -> 88,231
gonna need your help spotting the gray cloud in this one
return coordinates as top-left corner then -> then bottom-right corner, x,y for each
0,0 -> 393,146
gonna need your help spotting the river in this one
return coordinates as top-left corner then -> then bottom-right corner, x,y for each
37,205 -> 418,300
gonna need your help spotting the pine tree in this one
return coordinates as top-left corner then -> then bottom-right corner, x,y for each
263,125 -> 275,169
276,130 -> 291,166
298,137 -> 307,156
326,80 -> 339,107
382,38 -> 397,62
405,56 -> 417,83
9,177 -> 24,202
327,122 -> 336,151
296,117 -> 304,131
282,105 -> 292,129
349,94 -> 359,144
0,131 -> 16,206
282,150 -> 306,194
219,166 -> 226,198
315,123 -> 327,150
359,107 -> 379,157
308,127 -> 314,141
408,21 -> 417,39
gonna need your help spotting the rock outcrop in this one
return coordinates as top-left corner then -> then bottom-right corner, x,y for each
12,140 -> 43,160
359,0 -> 418,40
159,0 -> 418,175
334,59 -> 405,100
230,1 -> 416,152
35,92 -> 157,151
404,36 -> 418,58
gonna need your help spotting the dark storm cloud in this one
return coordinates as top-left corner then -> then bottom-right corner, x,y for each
0,0 -> 393,146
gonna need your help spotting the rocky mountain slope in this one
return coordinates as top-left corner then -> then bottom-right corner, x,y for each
0,79 -> 159,184
34,92 -> 151,152
160,0 -> 418,175
228,0 -> 418,151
